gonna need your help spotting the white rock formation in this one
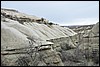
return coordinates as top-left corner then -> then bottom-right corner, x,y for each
1,8 -> 77,50
1,8 -> 78,66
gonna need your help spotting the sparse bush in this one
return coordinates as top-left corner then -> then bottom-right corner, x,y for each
16,56 -> 30,66
48,22 -> 53,25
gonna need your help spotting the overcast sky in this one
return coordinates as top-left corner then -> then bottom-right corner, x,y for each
1,1 -> 99,26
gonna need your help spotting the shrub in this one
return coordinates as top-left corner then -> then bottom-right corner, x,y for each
48,22 -> 53,25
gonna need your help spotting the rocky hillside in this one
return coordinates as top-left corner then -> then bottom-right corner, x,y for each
1,8 -> 78,66
62,22 -> 99,66
1,8 -> 99,66
62,24 -> 94,33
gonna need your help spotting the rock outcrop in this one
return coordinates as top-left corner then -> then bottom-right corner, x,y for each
1,8 -> 99,66
64,22 -> 99,66
1,8 -> 77,66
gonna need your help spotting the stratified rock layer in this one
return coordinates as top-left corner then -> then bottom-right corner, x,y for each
1,8 -> 77,66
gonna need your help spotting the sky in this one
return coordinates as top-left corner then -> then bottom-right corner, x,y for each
1,1 -> 99,26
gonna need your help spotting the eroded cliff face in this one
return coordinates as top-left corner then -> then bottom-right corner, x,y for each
1,8 -> 99,66
1,8 -> 78,66
62,22 -> 99,66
